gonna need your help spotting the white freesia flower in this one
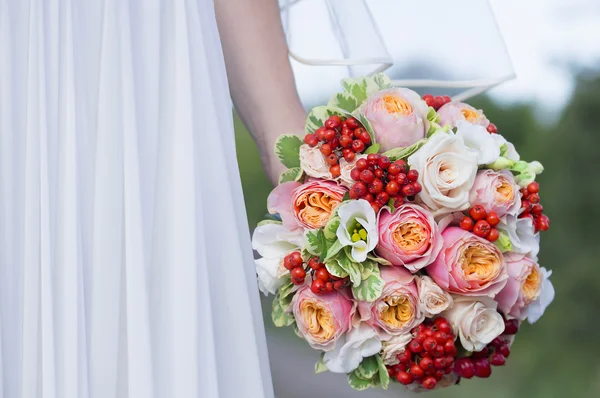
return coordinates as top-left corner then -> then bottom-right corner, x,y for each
336,199 -> 378,262
492,134 -> 520,161
416,275 -> 453,317
408,131 -> 478,218
380,333 -> 412,366
323,323 -> 382,373
299,144 -> 331,179
455,121 -> 500,165
442,296 -> 505,352
498,215 -> 540,259
523,267 -> 555,324
251,222 -> 303,295
338,155 -> 367,188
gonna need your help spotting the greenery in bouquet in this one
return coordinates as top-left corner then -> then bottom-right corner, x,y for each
252,73 -> 554,392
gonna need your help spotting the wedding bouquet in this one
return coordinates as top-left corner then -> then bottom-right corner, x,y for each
252,73 -> 554,392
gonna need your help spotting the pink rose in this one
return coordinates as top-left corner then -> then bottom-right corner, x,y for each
359,267 -> 424,337
376,204 -> 443,273
469,169 -> 522,217
267,180 -> 347,230
495,253 -> 542,320
358,88 -> 430,152
437,102 -> 490,129
292,286 -> 355,351
427,227 -> 508,297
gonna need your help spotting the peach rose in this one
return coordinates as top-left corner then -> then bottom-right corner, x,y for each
427,227 -> 508,298
469,169 -> 521,218
495,253 -> 542,320
437,102 -> 490,129
292,286 -> 355,351
376,204 -> 443,273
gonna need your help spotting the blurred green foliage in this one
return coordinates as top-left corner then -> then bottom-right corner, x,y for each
234,73 -> 600,398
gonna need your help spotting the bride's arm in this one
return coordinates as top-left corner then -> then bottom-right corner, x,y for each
215,0 -> 306,185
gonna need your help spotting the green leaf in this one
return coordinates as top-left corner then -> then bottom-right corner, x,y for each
305,106 -> 349,135
367,253 -> 392,266
426,106 -> 440,123
272,293 -> 295,327
355,356 -> 379,380
323,216 -> 340,240
486,156 -> 516,171
355,113 -> 376,144
257,219 -> 282,227
328,92 -> 359,113
324,239 -> 344,261
386,198 -> 396,213
359,260 -> 375,280
352,266 -> 384,302
347,371 -> 374,391
325,258 -> 349,279
382,138 -> 428,161
337,249 -> 362,286
278,167 -> 303,184
304,229 -> 327,257
278,278 -> 295,302
274,135 -> 303,168
315,354 -> 328,374
375,355 -> 390,390
342,192 -> 350,202
364,143 -> 380,154
494,230 -> 513,253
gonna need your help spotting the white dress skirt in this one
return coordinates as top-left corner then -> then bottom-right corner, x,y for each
0,0 -> 273,397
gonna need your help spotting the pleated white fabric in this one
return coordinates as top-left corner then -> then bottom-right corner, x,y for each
0,1 -> 274,397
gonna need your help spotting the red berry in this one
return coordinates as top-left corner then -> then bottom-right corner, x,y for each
422,376 -> 437,390
290,252 -> 303,267
326,153 -> 338,165
323,129 -> 336,142
304,134 -> 319,147
486,212 -> 500,226
314,127 -> 326,141
471,347 -> 489,359
396,371 -> 414,385
350,168 -> 362,182
384,180 -> 400,196
420,356 -> 435,371
423,338 -> 437,353
356,158 -> 368,171
487,228 -> 499,242
528,193 -> 540,204
359,132 -> 371,145
433,331 -> 449,345
341,127 -> 352,137
374,168 -> 384,179
291,276 -> 304,285
538,214 -> 550,231
504,319 -> 519,335
347,117 -> 359,129
409,340 -> 423,353
454,358 -> 475,379
370,203 -> 381,214
412,181 -> 423,194
395,160 -> 409,174
311,279 -> 325,294
325,282 -> 334,292
491,337 -> 504,348
367,153 -> 379,165
521,199 -> 531,212
396,173 -> 408,185
442,95 -> 451,104
487,123 -> 498,134
291,267 -> 306,280
422,94 -> 434,102
434,370 -> 444,381
499,344 -> 511,358
368,179 -> 384,194
308,258 -> 322,270
460,216 -> 474,231
434,357 -> 449,369
469,205 -> 487,221
340,135 -> 353,148
343,151 -> 356,163
532,204 -> 544,215
387,163 -> 401,175
325,115 -> 341,129
527,181 -> 540,194
283,256 -> 294,271
397,349 -> 412,364
333,280 -> 345,290
354,128 -> 367,140
330,164 -> 341,178
378,156 -> 391,170
473,220 -> 491,238
402,184 -> 415,197
473,358 -> 492,378
434,318 -> 452,334
410,363 -> 425,378
490,353 -> 506,366
352,140 -> 365,153
433,345 -> 445,358
320,143 -> 332,156
416,332 -> 428,343
315,268 -> 330,282
376,192 -> 390,206
407,169 -> 419,182
444,340 -> 457,356
360,170 -> 375,184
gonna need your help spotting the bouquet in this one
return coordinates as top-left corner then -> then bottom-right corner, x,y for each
252,73 -> 554,392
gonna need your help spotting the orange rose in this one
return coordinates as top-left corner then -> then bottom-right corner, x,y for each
292,180 -> 347,229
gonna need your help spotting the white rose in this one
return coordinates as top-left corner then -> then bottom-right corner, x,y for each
498,215 -> 540,259
442,296 -> 505,352
416,275 -> 453,317
523,267 -> 554,324
323,323 -> 382,373
251,222 -> 303,295
455,121 -> 500,165
299,144 -> 331,179
380,333 -> 412,366
338,154 -> 367,188
408,132 -> 478,218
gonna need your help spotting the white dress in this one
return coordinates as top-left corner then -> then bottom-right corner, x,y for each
0,0 -> 273,397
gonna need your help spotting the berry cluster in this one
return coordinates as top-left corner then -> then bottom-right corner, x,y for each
303,115 -> 371,178
284,252 -> 349,293
387,318 -> 457,390
459,205 -> 500,242
454,317 -> 517,380
422,94 -> 451,111
519,182 -> 550,232
349,154 -> 421,213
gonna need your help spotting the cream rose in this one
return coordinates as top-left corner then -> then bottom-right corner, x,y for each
407,132 -> 478,218
416,275 -> 453,317
437,102 -> 490,129
495,253 -> 542,320
299,144 -> 331,180
442,296 -> 505,352
380,333 -> 412,366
